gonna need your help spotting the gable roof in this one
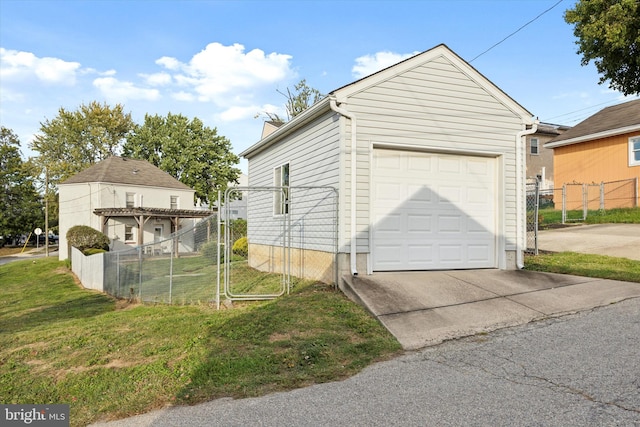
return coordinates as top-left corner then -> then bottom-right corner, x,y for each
546,99 -> 640,148
60,156 -> 193,191
241,44 -> 533,159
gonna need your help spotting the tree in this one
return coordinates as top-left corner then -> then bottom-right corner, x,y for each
30,101 -> 135,188
123,113 -> 241,206
262,79 -> 324,123
0,127 -> 44,243
565,0 -> 640,95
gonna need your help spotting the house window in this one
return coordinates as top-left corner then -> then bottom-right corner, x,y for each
629,136 -> 640,166
124,225 -> 134,242
530,138 -> 539,155
126,193 -> 135,208
170,196 -> 179,210
274,163 -> 290,215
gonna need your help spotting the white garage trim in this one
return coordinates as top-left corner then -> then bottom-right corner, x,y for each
369,147 -> 500,272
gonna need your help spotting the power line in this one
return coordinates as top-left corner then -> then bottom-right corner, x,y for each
470,0 -> 565,63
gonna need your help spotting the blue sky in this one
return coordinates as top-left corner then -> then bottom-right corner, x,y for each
1,0 -> 638,172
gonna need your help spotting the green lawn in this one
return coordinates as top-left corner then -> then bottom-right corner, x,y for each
525,252 -> 640,283
0,258 -> 401,427
535,207 -> 640,228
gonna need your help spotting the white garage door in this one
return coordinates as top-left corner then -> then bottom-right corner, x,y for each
372,149 -> 497,271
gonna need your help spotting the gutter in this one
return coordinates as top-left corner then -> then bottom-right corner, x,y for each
329,97 -> 358,276
515,120 -> 538,269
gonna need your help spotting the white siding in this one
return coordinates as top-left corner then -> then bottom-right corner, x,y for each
340,54 -> 524,252
247,113 -> 341,251
58,182 -> 195,260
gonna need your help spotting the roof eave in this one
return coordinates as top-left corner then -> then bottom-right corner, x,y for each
545,124 -> 640,148
240,97 -> 332,158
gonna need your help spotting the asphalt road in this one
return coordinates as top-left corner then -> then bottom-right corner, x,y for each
92,297 -> 640,427
0,249 -> 58,266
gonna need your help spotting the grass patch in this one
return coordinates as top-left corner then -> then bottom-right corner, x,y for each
536,207 -> 640,228
0,258 -> 401,426
525,252 -> 640,283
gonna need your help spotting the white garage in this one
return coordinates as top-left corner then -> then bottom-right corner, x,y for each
241,44 -> 535,279
372,149 -> 497,271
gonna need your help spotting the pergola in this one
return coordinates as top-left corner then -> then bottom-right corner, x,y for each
94,207 -> 215,247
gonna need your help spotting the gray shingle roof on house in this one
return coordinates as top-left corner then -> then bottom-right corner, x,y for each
546,99 -> 640,147
60,156 -> 192,190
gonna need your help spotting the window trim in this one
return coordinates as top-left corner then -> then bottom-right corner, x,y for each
124,225 -> 134,242
273,162 -> 290,216
126,192 -> 135,208
629,136 -> 640,167
170,195 -> 179,210
530,137 -> 539,155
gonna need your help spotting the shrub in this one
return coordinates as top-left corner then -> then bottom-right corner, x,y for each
67,225 -> 110,252
232,237 -> 248,258
84,248 -> 107,256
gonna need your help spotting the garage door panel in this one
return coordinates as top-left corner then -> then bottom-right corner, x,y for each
468,245 -> 491,262
372,149 -> 496,271
407,214 -> 432,233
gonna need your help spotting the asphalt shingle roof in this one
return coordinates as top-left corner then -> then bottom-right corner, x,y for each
548,99 -> 640,145
60,156 -> 192,190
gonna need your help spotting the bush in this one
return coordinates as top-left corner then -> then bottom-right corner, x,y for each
67,225 -> 110,252
83,248 -> 107,256
232,237 -> 248,258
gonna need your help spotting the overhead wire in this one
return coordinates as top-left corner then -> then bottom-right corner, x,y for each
469,0 -> 565,63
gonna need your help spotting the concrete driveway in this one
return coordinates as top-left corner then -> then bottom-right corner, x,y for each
341,223 -> 640,350
342,270 -> 640,350
537,223 -> 640,260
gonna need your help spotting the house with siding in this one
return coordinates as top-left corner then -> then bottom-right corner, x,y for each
58,156 -> 212,260
240,44 -> 535,283
545,99 -> 640,208
525,122 -> 570,190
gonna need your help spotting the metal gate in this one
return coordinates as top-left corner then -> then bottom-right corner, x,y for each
221,186 -> 338,302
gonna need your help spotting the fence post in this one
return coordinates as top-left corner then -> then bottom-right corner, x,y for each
169,237 -> 174,304
600,181 -> 605,210
216,191 -> 221,310
138,247 -> 142,301
117,252 -> 121,298
582,183 -> 588,220
534,178 -> 540,255
562,184 -> 566,224
635,177 -> 639,208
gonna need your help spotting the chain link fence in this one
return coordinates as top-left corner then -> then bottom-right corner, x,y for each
562,178 -> 638,222
223,186 -> 338,301
103,215 -> 219,305
96,186 -> 338,306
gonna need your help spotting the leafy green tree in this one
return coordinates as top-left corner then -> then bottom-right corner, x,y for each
123,113 -> 240,206
30,101 -> 135,188
0,127 -> 44,243
262,79 -> 324,123
565,0 -> 640,95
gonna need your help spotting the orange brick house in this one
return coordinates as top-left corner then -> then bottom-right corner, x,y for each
545,99 -> 640,209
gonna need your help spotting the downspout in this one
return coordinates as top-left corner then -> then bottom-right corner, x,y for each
329,97 -> 358,275
515,120 -> 538,269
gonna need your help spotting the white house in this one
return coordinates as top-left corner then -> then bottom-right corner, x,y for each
58,156 -> 213,260
240,44 -> 535,281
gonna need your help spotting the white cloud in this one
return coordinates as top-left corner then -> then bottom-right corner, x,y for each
157,42 -> 293,103
93,76 -> 161,101
352,51 -> 419,79
217,105 -> 261,122
171,91 -> 195,102
0,48 -> 81,85
140,72 -> 172,86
